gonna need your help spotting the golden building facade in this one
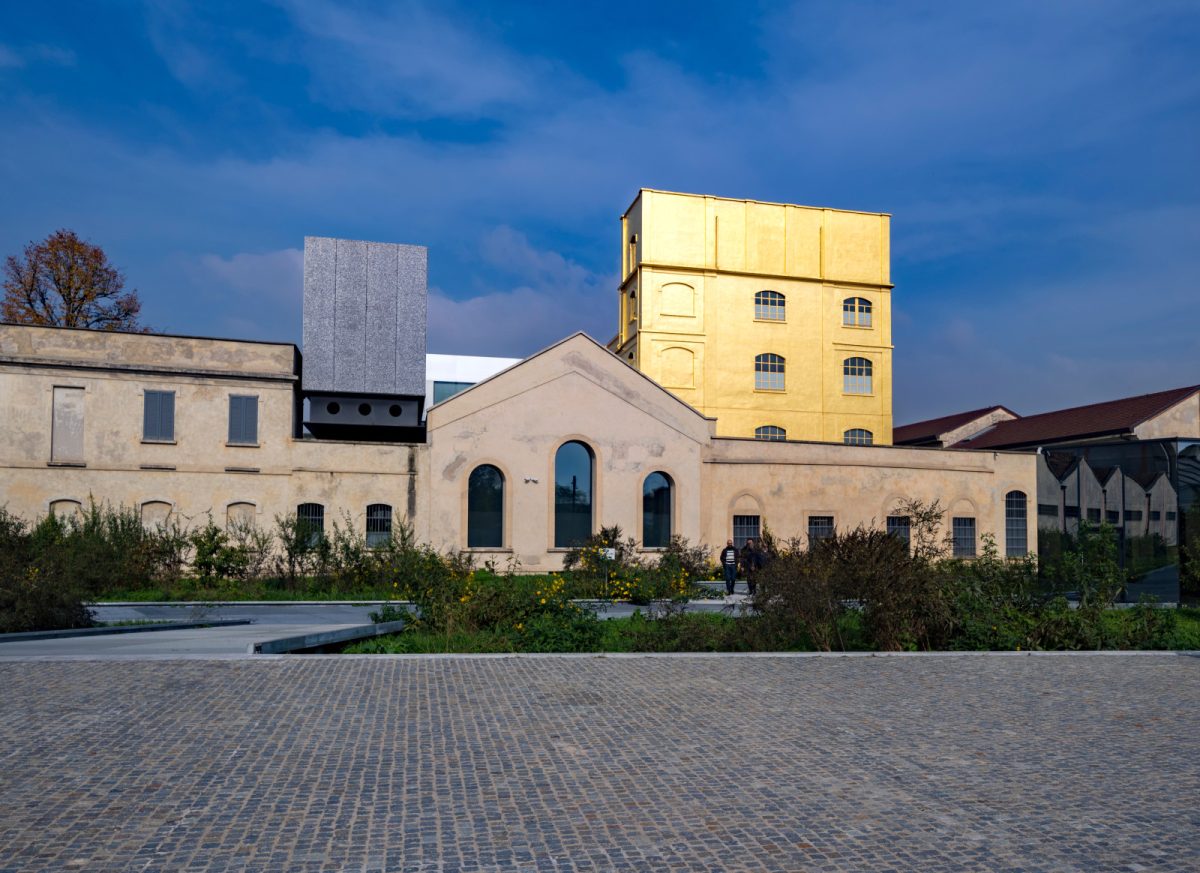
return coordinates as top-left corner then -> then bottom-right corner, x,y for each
611,189 -> 893,445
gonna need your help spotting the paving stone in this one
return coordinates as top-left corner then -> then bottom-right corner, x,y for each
0,654 -> 1196,871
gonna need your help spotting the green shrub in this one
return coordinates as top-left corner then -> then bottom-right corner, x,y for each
0,507 -> 94,633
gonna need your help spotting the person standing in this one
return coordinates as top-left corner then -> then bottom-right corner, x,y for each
740,538 -> 762,596
719,538 -> 739,596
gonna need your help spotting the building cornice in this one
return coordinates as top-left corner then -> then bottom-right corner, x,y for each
0,355 -> 298,383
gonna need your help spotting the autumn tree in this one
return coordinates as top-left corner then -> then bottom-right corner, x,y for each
2,229 -> 147,331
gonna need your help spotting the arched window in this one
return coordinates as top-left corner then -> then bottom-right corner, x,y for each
754,290 -> 785,321
843,428 -> 873,445
296,502 -> 324,546
642,472 -> 673,549
1005,491 -> 1028,557
468,465 -> 504,548
843,357 -> 872,394
140,500 -> 171,529
49,499 -> 82,520
366,504 -> 393,547
754,425 -> 787,441
226,501 -> 256,527
842,297 -> 872,327
554,441 -> 594,548
755,353 -> 785,391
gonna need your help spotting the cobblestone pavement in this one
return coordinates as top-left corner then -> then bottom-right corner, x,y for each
0,653 -> 1197,872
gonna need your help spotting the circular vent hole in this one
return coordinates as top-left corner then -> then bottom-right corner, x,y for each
358,403 -> 372,416
389,404 -> 402,418
326,402 -> 340,415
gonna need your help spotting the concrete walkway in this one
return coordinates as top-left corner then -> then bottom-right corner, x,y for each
0,622 -> 368,657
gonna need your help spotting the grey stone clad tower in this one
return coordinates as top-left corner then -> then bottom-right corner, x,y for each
301,236 -> 427,440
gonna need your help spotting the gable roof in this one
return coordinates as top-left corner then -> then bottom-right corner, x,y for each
953,385 -> 1200,450
427,331 -> 715,427
893,405 -> 1015,445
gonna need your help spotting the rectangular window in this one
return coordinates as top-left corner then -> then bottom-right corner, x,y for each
1086,508 -> 1101,522
732,515 -> 760,549
1124,510 -> 1143,521
366,504 -> 393,547
1037,503 -> 1058,517
808,516 -> 835,544
1166,511 -> 1177,521
1105,510 -> 1120,524
1064,506 -> 1080,519
51,386 -> 85,463
1149,510 -> 1161,521
228,395 -> 258,445
143,390 -> 175,442
886,515 -> 910,544
952,517 -> 976,558
433,381 -> 475,404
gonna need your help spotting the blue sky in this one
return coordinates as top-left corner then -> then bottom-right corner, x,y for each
1,1 -> 1197,422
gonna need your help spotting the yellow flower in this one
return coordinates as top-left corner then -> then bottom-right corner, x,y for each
540,598 -> 547,605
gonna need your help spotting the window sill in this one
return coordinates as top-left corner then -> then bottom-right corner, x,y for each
753,388 -> 786,394
465,547 -> 512,553
753,317 -> 786,324
842,392 -> 875,398
139,464 -> 176,471
141,439 -> 177,445
841,323 -> 874,330
47,461 -> 86,468
225,466 -> 260,474
226,442 -> 260,448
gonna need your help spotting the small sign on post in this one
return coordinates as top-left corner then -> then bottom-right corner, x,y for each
601,547 -> 617,561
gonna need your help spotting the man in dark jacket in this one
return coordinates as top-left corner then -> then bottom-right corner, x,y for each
719,539 -> 738,596
740,539 -> 765,596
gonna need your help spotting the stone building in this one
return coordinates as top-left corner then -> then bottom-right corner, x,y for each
0,193 -> 1044,571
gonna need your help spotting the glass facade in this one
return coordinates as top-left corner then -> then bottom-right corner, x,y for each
467,465 -> 504,548
1038,439 -> 1198,599
642,472 -> 673,548
554,441 -> 593,548
433,381 -> 475,404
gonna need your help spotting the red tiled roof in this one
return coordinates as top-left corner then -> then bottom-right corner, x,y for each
893,405 -> 1014,445
952,385 -> 1200,450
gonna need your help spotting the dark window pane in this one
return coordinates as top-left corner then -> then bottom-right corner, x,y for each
732,515 -> 760,549
433,381 -> 475,404
296,503 -> 324,547
1087,508 -> 1101,522
886,515 -> 910,544
1038,503 -> 1058,517
468,465 -> 504,548
808,516 -> 834,544
554,442 -> 593,548
642,472 -> 672,549
366,504 -> 392,547
952,517 -> 976,558
1005,491 -> 1028,557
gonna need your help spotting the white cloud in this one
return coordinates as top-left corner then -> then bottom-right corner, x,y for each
0,43 -> 75,69
273,0 -> 553,118
198,248 -> 303,302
